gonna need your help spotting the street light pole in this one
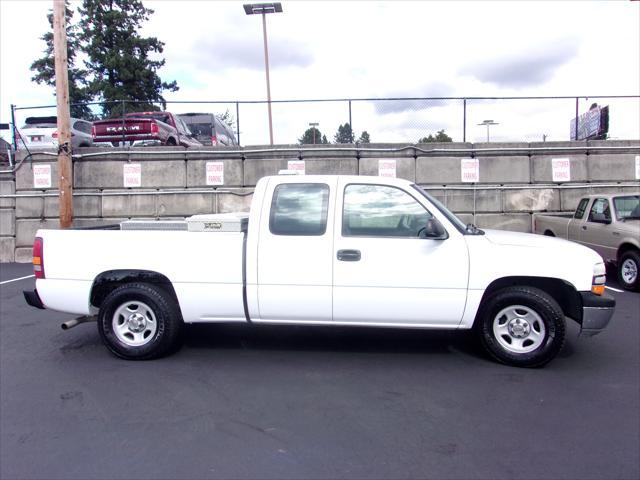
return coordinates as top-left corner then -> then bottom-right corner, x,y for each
309,122 -> 319,144
244,3 -> 283,145
478,119 -> 499,142
261,11 -> 273,145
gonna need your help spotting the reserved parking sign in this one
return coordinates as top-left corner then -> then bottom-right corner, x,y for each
123,163 -> 142,188
461,158 -> 479,183
378,159 -> 396,178
206,162 -> 224,185
33,164 -> 52,189
552,158 -> 571,182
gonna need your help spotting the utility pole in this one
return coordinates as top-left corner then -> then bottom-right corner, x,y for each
53,0 -> 73,228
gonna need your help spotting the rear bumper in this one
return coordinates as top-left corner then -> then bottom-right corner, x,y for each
93,133 -> 162,143
24,289 -> 45,310
580,292 -> 615,336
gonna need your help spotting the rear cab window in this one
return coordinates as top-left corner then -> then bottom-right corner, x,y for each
269,183 -> 329,236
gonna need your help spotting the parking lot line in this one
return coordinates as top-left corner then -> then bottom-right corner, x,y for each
605,286 -> 624,293
0,275 -> 35,286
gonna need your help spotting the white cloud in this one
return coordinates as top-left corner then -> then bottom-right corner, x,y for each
1,0 -> 638,145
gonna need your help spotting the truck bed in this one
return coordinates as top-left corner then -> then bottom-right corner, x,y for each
37,228 -> 246,322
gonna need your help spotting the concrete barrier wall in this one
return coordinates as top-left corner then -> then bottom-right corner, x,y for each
1,140 -> 639,262
0,172 -> 16,262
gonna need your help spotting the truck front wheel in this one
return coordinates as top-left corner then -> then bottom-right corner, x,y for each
618,250 -> 640,291
98,283 -> 183,360
476,286 -> 566,368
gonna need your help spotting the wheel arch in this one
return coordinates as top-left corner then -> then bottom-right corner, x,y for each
617,242 -> 639,262
476,276 -> 583,325
90,269 -> 179,309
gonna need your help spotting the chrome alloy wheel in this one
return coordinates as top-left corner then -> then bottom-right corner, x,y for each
112,301 -> 158,347
621,258 -> 638,285
492,305 -> 546,354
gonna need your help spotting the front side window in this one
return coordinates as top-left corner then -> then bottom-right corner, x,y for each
343,184 -> 432,237
588,198 -> 611,223
270,183 -> 329,236
574,198 -> 589,219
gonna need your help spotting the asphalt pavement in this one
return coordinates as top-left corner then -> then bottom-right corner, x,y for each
1,262 -> 638,480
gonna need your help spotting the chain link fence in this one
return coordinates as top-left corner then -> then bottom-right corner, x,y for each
8,95 -> 639,148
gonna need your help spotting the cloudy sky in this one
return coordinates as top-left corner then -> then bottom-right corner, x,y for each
1,0 -> 638,145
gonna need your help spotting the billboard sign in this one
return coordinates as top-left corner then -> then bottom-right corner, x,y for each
570,105 -> 609,140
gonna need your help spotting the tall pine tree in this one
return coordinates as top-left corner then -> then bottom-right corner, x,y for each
29,2 -> 93,119
78,0 -> 178,118
299,127 -> 328,145
334,123 -> 355,143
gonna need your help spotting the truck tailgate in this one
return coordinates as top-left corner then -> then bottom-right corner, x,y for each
92,118 -> 155,141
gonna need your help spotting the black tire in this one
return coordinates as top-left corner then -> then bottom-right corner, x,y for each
544,230 -> 555,237
475,286 -> 566,368
166,137 -> 177,146
98,283 -> 183,360
618,250 -> 640,291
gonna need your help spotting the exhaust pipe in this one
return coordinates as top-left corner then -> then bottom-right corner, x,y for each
61,315 -> 97,330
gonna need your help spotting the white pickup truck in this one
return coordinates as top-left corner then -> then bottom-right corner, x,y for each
24,175 -> 615,367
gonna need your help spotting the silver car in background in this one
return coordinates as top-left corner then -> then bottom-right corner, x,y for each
17,116 -> 94,150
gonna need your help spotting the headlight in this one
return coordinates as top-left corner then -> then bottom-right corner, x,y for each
592,262 -> 606,295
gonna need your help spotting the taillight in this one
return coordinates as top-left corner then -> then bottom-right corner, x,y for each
92,125 -> 96,138
33,237 -> 45,279
211,134 -> 218,145
151,123 -> 159,134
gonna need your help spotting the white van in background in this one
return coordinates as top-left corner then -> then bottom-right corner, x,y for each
178,113 -> 238,146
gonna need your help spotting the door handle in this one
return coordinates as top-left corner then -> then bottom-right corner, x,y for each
337,249 -> 361,261
582,226 -> 587,230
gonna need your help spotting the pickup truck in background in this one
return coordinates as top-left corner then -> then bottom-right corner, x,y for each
92,111 -> 202,147
24,175 -> 615,367
534,194 -> 640,291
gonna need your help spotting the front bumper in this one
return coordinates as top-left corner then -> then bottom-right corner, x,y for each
580,292 -> 615,336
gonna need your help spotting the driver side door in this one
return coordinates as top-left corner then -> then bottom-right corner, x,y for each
332,181 -> 469,326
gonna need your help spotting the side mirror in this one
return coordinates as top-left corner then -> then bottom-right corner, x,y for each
418,218 -> 449,240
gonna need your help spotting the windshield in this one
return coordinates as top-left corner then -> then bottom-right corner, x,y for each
613,195 -> 640,220
411,184 -> 468,234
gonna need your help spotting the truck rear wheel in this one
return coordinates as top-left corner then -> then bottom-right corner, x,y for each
618,250 -> 640,291
476,286 -> 566,368
98,283 -> 183,360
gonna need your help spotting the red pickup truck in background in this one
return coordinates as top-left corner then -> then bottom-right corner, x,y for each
92,112 -> 202,147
